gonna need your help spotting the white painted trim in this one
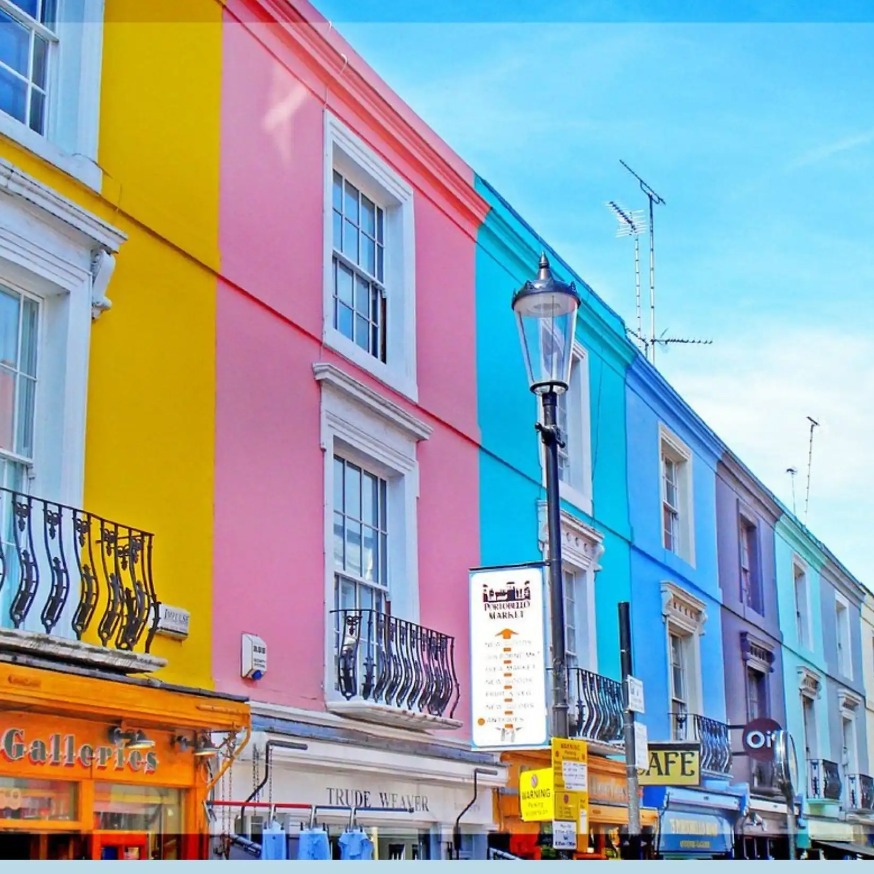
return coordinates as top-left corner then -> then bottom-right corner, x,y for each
835,591 -> 854,680
316,364 -> 427,715
557,342 -> 593,514
793,555 -> 813,651
323,111 -> 417,401
798,665 -> 823,700
0,158 -> 124,250
659,422 -> 696,567
662,581 -> 706,718
0,0 -> 106,192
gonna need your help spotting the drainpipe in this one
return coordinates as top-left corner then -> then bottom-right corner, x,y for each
239,738 -> 309,823
453,767 -> 498,860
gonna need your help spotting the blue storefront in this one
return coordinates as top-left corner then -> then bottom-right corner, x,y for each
644,786 -> 748,859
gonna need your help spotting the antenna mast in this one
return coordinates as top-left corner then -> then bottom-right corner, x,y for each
786,467 -> 798,516
606,201 -> 647,355
804,417 -> 819,523
614,161 -> 712,362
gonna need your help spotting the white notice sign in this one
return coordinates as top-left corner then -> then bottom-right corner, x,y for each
470,566 -> 547,749
634,722 -> 649,773
562,760 -> 588,792
626,676 -> 645,714
552,820 -> 577,850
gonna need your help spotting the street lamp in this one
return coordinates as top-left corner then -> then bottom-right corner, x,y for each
512,253 -> 581,739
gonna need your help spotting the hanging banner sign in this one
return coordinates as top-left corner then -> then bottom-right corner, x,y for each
469,565 -> 547,750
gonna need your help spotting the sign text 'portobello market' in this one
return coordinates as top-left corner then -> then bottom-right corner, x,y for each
1,726 -> 159,774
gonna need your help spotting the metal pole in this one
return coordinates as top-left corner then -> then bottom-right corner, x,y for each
784,787 -> 797,860
619,602 -> 641,859
540,389 -> 568,740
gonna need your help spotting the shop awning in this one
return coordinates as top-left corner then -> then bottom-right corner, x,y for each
813,840 -> 874,859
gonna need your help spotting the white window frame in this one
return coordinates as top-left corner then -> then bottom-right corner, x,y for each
793,557 -> 811,650
0,0 -> 104,190
537,503 -> 602,674
0,159 -> 122,506
554,341 -> 592,514
662,581 -> 706,730
798,666 -> 822,760
315,362 -> 430,702
839,690 -> 862,779
323,113 -> 416,400
835,592 -> 853,679
659,424 -> 695,566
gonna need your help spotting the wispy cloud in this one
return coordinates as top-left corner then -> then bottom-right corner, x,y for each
789,128 -> 874,169
662,324 -> 874,583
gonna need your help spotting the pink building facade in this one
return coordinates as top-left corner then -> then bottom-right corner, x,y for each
211,0 -> 503,858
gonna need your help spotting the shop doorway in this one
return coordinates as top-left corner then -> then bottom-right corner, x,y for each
93,832 -> 149,860
0,832 -> 86,860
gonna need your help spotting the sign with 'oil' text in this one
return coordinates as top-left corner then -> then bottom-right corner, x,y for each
469,565 -> 547,750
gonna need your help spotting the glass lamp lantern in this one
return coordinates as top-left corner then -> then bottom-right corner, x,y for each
511,253 -> 581,395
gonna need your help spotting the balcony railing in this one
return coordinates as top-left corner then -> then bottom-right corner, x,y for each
808,759 -> 842,802
845,773 -> 874,811
568,667 -> 624,746
0,487 -> 159,654
332,609 -> 460,720
671,712 -> 732,774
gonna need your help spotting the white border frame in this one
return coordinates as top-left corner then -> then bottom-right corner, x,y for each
323,112 -> 417,400
659,423 -> 696,567
315,363 -> 430,706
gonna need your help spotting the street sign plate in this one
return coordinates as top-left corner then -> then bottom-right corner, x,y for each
634,722 -> 648,773
626,676 -> 645,714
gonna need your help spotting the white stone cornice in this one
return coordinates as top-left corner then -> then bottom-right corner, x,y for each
0,158 -> 125,251
661,581 -> 707,634
313,362 -> 432,443
536,502 -> 604,571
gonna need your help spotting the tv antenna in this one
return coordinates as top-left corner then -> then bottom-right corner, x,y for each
606,200 -> 647,355
804,416 -> 819,523
786,467 -> 798,515
618,160 -> 711,363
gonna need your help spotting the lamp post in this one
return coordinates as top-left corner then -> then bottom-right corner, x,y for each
512,253 -> 581,740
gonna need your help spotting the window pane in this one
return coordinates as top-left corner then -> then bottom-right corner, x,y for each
337,302 -> 353,339
354,275 -> 370,317
0,775 -> 77,821
0,364 -> 14,451
376,208 -> 383,243
354,314 -> 369,350
376,244 -> 384,282
15,373 -> 34,456
335,260 -> 353,306
0,64 -> 26,124
28,85 -> 44,133
362,525 -> 377,581
41,0 -> 56,27
332,210 -> 342,250
9,0 -> 38,20
343,180 -> 359,223
344,461 -> 360,516
345,521 -> 362,577
0,10 -> 30,76
332,171 -> 343,211
361,472 -> 376,525
0,288 -> 19,366
362,236 -> 375,276
361,195 -> 375,236
333,456 -> 344,507
333,511 -> 344,567
342,219 -> 358,261
31,33 -> 46,87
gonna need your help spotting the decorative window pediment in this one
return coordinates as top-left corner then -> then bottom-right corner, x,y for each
798,666 -> 822,700
740,631 -> 775,674
838,688 -> 862,715
661,581 -> 707,634
537,502 -> 604,572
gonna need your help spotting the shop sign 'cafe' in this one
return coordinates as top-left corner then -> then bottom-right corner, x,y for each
1,724 -> 159,775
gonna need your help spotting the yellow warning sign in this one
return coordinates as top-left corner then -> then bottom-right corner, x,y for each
519,767 -> 553,822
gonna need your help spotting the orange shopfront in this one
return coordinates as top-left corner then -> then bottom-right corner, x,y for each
495,751 -> 658,860
0,662 -> 249,860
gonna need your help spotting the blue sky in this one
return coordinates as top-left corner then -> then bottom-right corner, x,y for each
313,1 -> 874,584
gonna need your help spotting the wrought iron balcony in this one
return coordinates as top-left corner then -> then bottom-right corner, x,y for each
331,608 -> 460,729
845,773 -> 874,811
0,487 -> 160,665
808,759 -> 842,802
671,712 -> 732,774
568,667 -> 624,747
